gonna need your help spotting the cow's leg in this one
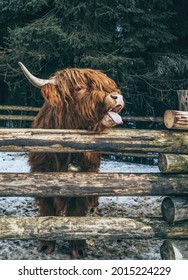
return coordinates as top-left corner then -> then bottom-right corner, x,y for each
69,240 -> 87,258
63,152 -> 101,257
75,152 -> 100,214
88,196 -> 99,214
65,197 -> 89,258
54,197 -> 88,258
36,197 -> 56,254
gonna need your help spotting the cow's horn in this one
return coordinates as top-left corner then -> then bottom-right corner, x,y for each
18,62 -> 56,88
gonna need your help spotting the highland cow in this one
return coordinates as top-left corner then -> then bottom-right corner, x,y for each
19,62 -> 124,258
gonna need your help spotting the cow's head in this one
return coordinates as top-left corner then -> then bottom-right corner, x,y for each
19,62 -> 124,131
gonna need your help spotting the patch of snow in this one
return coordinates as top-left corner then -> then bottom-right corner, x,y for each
0,152 -> 29,173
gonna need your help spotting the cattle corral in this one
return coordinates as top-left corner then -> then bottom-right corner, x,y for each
0,108 -> 188,259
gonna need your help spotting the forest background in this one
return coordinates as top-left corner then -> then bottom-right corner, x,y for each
0,0 -> 188,118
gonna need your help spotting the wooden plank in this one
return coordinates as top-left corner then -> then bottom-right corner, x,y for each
0,172 -> 188,197
0,216 -> 187,240
0,128 -> 188,153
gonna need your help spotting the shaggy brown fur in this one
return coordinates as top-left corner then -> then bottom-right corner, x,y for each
29,67 -> 124,257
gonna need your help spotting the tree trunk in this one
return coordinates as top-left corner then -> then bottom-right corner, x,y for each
0,172 -> 188,197
158,154 -> 188,173
161,197 -> 188,224
164,110 -> 188,130
0,216 -> 187,240
160,240 -> 188,260
0,128 -> 188,153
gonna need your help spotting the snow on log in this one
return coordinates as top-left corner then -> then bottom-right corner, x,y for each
0,216 -> 187,240
161,197 -> 188,224
160,240 -> 188,260
164,110 -> 188,130
0,173 -> 188,197
158,154 -> 188,173
0,128 -> 188,153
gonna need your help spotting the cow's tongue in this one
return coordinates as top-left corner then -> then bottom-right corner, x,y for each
107,111 -> 123,124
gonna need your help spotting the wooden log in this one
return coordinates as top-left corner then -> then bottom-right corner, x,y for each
0,115 -> 163,123
0,128 -> 188,153
0,105 -> 39,112
0,115 -> 35,121
161,197 -> 188,224
122,116 -> 163,122
0,105 -> 163,122
177,90 -> 188,111
158,153 -> 188,173
0,172 -> 188,197
0,216 -> 187,240
164,110 -> 188,130
160,240 -> 188,260
0,116 -> 163,123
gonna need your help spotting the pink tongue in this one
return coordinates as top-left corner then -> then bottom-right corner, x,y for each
107,111 -> 123,124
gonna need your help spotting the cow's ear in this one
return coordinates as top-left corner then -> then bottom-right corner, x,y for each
41,84 -> 62,106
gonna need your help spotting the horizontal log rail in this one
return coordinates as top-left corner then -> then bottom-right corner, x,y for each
0,216 -> 187,240
0,172 -> 188,197
0,128 -> 188,153
0,115 -> 35,121
0,105 -> 39,112
0,106 -> 163,122
123,116 -> 163,122
0,115 -> 163,123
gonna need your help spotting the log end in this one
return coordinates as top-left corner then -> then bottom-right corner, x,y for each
164,110 -> 175,129
161,197 -> 175,224
160,240 -> 175,260
158,154 -> 168,172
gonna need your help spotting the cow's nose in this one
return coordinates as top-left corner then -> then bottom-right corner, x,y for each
110,94 -> 118,100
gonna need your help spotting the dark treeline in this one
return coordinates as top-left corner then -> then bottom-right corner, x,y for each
0,0 -> 188,117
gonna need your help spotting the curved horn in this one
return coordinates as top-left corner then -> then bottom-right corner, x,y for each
18,62 -> 56,88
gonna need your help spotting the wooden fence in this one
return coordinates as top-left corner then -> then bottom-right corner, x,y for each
0,105 -> 163,123
0,109 -> 188,259
0,104 -> 163,159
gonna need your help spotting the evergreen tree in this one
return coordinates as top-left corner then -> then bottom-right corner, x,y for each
0,0 -> 188,116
